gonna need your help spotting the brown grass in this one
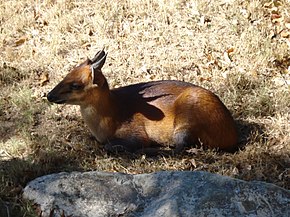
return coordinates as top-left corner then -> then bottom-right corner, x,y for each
0,0 -> 289,216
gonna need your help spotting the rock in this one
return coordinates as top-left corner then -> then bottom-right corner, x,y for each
23,171 -> 290,217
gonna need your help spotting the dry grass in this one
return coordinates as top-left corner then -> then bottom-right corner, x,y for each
0,0 -> 289,216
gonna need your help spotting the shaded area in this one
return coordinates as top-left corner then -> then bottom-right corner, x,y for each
236,119 -> 265,149
0,103 -> 289,217
1,66 -> 289,216
0,64 -> 28,85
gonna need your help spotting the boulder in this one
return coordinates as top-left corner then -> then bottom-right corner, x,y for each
23,171 -> 289,217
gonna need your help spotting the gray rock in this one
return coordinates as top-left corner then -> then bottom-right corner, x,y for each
23,171 -> 290,217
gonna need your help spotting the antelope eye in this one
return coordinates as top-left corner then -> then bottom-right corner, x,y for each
70,83 -> 83,90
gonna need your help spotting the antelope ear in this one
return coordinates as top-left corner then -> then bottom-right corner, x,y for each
91,49 -> 107,70
90,50 -> 108,86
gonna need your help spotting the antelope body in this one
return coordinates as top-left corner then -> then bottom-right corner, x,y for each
47,50 -> 238,154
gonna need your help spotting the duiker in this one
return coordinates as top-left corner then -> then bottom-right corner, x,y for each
47,50 -> 238,154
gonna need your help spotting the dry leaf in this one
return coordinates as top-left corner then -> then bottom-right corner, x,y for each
269,30 -> 276,39
207,53 -> 214,61
246,164 -> 252,171
88,29 -> 94,36
270,6 -> 279,14
39,72 -> 49,86
189,159 -> 197,168
271,14 -> 283,24
186,148 -> 200,155
227,47 -> 234,54
285,22 -> 290,29
281,30 -> 290,38
232,167 -> 239,175
273,0 -> 282,7
224,51 -> 232,64
199,16 -> 205,25
251,70 -> 258,78
15,36 -> 27,46
139,64 -> 148,73
82,42 -> 92,49
263,2 -> 273,8
273,18 -> 284,24
199,76 -> 211,82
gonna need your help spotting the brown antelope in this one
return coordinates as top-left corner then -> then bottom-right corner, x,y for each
47,50 -> 238,154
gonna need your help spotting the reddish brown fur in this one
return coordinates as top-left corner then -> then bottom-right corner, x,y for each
47,51 -> 238,154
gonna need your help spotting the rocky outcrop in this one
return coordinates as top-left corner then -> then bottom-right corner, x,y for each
23,171 -> 290,217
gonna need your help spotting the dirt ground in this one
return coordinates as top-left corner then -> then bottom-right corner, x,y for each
0,0 -> 289,216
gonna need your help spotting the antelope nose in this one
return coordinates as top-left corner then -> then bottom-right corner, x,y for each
46,90 -> 66,104
46,91 -> 56,102
47,91 -> 54,102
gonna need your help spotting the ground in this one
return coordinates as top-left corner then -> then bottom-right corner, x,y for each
0,0 -> 289,216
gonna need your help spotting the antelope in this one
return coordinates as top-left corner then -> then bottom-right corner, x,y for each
47,50 -> 238,155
